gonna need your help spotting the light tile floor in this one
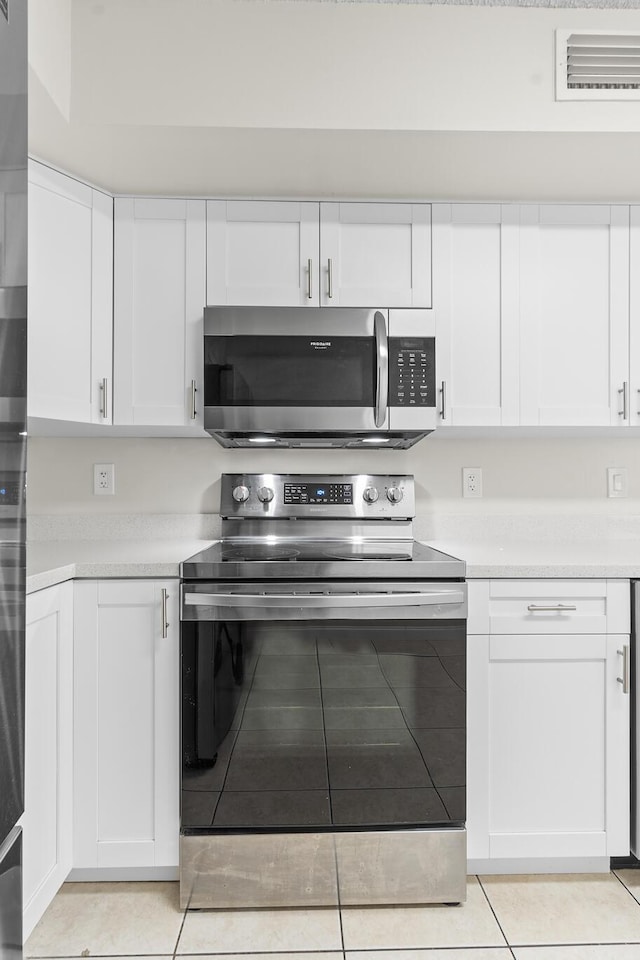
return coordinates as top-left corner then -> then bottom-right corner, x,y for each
25,871 -> 640,960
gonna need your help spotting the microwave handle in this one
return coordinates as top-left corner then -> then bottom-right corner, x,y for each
374,310 -> 388,428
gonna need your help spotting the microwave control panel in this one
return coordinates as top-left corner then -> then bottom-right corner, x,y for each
388,337 -> 435,407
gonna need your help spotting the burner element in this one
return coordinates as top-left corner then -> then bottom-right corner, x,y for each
221,545 -> 301,562
322,549 -> 412,561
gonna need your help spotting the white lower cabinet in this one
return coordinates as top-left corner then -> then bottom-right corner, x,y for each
467,579 -> 630,867
73,580 -> 179,874
23,583 -> 74,940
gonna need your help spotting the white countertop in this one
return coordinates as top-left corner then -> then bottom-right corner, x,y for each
430,538 -> 640,579
26,535 -> 640,594
26,539 -> 215,594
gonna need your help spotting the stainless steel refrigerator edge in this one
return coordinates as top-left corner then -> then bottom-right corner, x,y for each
0,0 -> 27,957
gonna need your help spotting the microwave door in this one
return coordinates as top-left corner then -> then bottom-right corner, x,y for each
203,310 -> 389,434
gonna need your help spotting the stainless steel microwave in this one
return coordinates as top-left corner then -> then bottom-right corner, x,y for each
203,306 -> 437,448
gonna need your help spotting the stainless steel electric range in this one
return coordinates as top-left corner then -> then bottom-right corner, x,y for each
180,474 -> 467,910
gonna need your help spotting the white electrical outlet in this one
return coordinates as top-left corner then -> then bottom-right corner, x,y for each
607,467 -> 628,499
93,463 -> 115,496
462,467 -> 483,498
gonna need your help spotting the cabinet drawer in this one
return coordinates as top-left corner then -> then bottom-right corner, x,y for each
485,580 -> 629,634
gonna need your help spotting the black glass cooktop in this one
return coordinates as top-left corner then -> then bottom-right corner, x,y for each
219,544 -> 413,562
182,540 -> 465,580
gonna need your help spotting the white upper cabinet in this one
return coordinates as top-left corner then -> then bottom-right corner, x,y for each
629,207 -> 640,426
433,204 -> 519,426
207,200 -> 319,306
114,198 -> 206,427
206,200 -> 431,308
28,160 -> 113,423
519,205 -> 630,427
319,202 -> 431,307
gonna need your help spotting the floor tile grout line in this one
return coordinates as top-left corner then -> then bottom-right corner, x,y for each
612,868 -> 640,909
339,948 -> 517,955
475,875 -> 514,954
30,951 -> 352,959
172,902 -> 189,959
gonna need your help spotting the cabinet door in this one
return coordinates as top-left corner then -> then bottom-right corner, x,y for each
114,198 -> 205,426
28,161 -> 113,424
630,206 -> 640,426
474,632 -> 629,859
519,205 -> 629,426
207,200 -> 319,306
433,204 -> 519,426
22,582 -> 73,940
320,202 -> 431,308
73,580 -> 179,871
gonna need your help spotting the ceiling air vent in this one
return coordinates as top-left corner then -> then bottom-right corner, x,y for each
556,29 -> 640,100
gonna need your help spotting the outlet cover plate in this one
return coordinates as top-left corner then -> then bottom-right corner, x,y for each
94,462 -> 115,496
462,467 -> 483,499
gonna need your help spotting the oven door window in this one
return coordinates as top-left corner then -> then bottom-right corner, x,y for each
204,336 -> 375,407
181,619 -> 465,832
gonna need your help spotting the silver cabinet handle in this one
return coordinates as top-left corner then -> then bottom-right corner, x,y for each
307,258 -> 312,300
618,382 -> 629,420
185,589 -> 466,609
327,258 -> 333,299
374,310 -> 388,428
161,588 -> 169,638
440,380 -> 447,421
190,380 -> 197,420
100,378 -> 108,420
527,603 -> 577,612
617,645 -> 630,694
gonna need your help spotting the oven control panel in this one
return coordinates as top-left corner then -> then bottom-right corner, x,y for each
221,474 -> 415,519
389,337 -> 435,407
284,482 -> 353,505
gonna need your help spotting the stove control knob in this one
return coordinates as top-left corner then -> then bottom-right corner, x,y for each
257,486 -> 274,503
387,486 -> 404,504
232,484 -> 250,503
363,486 -> 379,503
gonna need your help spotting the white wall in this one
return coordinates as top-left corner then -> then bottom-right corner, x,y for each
26,435 -> 640,518
67,1 -> 640,133
28,0 -> 70,118
26,0 -> 640,198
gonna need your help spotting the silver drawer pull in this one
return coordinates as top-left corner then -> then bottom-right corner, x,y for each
527,603 -> 577,612
617,645 -> 630,694
161,588 -> 169,638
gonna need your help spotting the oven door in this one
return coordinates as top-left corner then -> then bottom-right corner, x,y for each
181,580 -> 466,835
203,306 -> 389,433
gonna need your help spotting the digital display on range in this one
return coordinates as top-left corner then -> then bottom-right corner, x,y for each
284,483 -> 353,505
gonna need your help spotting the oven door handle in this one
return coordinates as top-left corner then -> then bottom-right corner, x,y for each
374,310 -> 388,429
184,589 -> 465,609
